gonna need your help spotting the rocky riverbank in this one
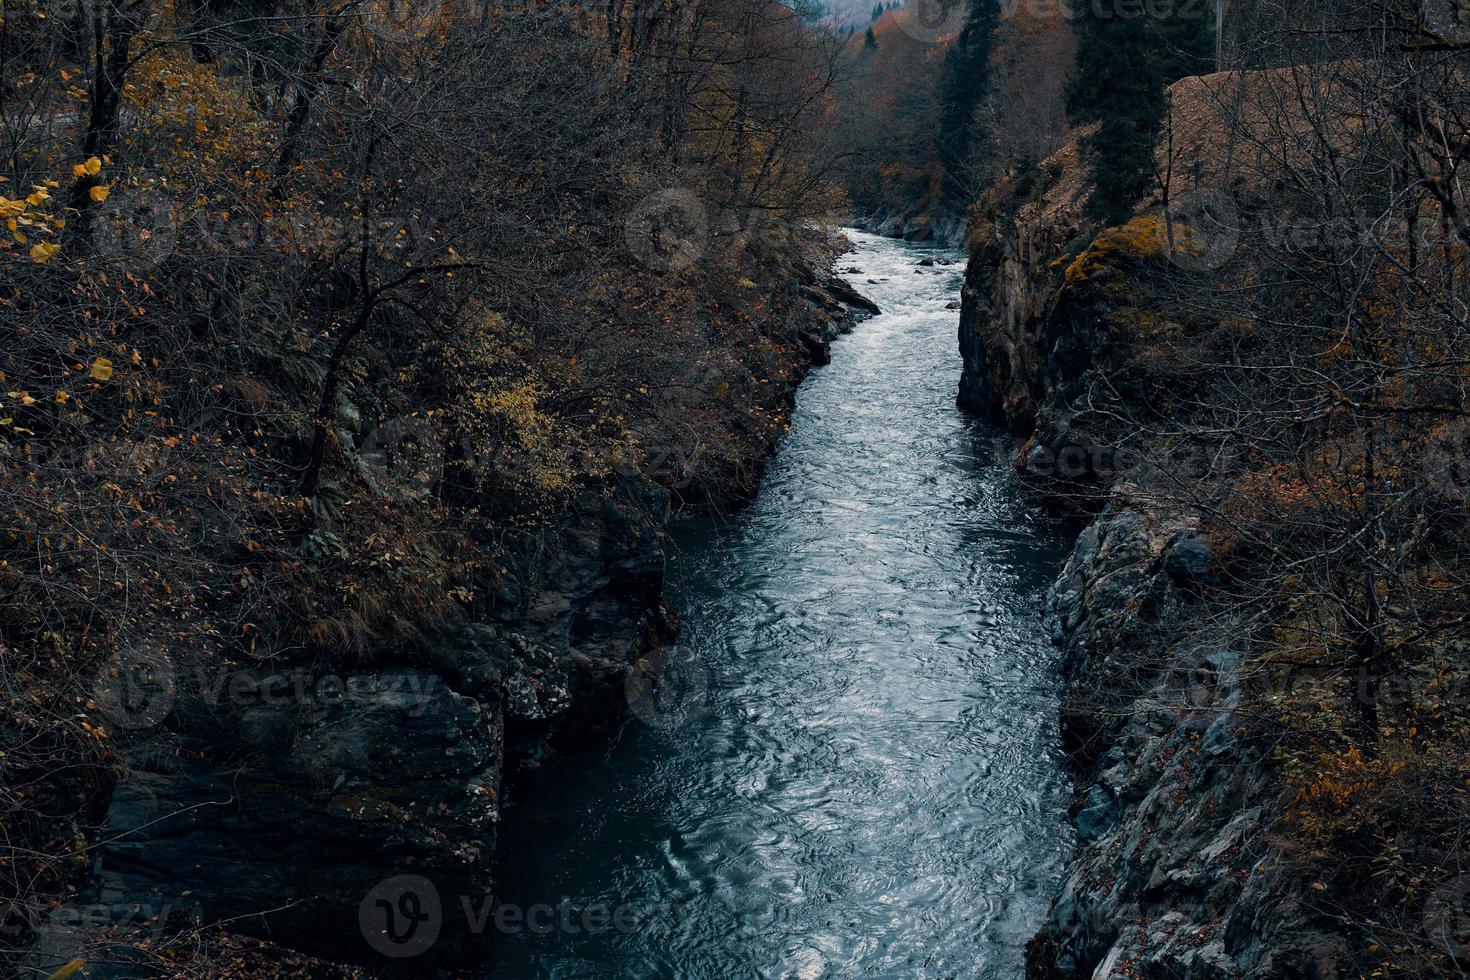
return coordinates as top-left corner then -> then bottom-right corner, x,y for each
957,96 -> 1357,977
855,210 -> 966,248
22,244 -> 878,975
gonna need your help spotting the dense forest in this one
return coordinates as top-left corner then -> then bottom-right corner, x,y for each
4,0 -> 1470,975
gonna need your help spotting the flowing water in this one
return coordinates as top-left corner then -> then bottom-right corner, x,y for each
492,231 -> 1074,979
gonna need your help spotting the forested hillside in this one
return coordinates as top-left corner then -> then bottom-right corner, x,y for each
0,0 -> 875,970
827,0 -> 1073,241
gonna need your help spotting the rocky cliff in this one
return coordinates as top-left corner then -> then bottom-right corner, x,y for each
23,253 -> 876,974
957,95 -> 1355,978
1029,496 -> 1346,979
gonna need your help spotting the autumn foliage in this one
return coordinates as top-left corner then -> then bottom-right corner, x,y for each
0,0 -> 850,959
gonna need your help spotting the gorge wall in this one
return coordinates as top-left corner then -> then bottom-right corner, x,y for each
957,80 -> 1357,978
24,248 -> 878,974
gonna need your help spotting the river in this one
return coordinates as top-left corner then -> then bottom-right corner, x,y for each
491,230 -> 1074,979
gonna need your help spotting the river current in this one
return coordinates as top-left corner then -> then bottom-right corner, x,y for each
492,230 -> 1074,979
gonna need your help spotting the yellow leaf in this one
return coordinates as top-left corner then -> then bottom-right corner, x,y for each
72,164 -> 87,178
29,242 -> 59,263
89,185 -> 109,203
89,357 -> 113,381
54,390 -> 69,404
47,960 -> 84,980
83,157 -> 102,176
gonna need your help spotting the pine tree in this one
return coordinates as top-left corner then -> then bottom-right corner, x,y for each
1067,0 -> 1215,224
864,26 -> 878,50
872,2 -> 883,20
937,0 -> 1002,211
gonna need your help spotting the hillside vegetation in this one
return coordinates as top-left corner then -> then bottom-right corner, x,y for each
961,3 -> 1470,974
0,0 -> 859,966
827,0 -> 1073,240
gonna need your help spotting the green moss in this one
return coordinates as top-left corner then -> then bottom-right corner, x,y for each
1063,216 -> 1171,287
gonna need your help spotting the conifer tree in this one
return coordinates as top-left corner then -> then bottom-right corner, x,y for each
1067,0 -> 1215,224
937,0 -> 1001,210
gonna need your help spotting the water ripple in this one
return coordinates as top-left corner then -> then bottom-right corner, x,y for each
493,231 -> 1074,979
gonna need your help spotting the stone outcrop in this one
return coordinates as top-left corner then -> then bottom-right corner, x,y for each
83,474 -> 672,967
36,248 -> 878,973
1028,495 -> 1341,979
957,140 -> 1088,426
956,91 -> 1347,979
859,210 -> 967,248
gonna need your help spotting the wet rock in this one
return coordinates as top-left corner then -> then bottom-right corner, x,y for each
801,330 -> 833,366
822,275 -> 881,316
100,665 -> 502,965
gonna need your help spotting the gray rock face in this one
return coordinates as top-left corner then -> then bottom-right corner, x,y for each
92,474 -> 675,966
956,185 -> 1084,424
1046,496 -> 1199,762
1029,499 -> 1340,979
102,666 -> 503,963
957,165 -> 1346,979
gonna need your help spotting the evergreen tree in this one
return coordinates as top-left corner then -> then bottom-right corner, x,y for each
864,26 -> 878,49
937,0 -> 1002,211
872,2 -> 883,20
1067,1 -> 1215,224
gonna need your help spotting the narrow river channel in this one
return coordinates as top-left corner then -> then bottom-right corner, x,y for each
492,231 -> 1075,979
